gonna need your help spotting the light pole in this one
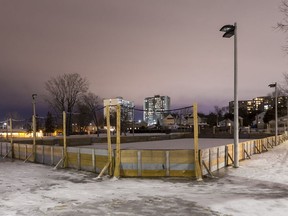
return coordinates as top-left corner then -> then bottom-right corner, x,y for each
32,94 -> 37,160
32,94 -> 37,117
286,97 -> 288,134
220,22 -> 239,168
269,83 -> 278,145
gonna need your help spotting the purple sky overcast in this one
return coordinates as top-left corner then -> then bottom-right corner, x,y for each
0,0 -> 288,119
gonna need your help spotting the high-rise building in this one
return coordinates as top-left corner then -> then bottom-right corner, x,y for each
103,97 -> 134,122
143,95 -> 170,126
229,100 -> 253,114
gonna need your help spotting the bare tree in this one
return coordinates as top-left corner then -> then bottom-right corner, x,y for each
277,1 -> 288,31
276,0 -> 288,52
79,92 -> 103,136
279,73 -> 288,96
45,73 -> 89,134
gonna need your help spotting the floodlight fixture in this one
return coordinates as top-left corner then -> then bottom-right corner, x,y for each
220,24 -> 235,38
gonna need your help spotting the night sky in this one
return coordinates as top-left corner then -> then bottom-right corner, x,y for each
0,0 -> 287,120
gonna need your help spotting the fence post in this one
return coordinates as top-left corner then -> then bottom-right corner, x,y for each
25,144 -> 27,159
165,151 -> 170,177
137,151 -> 142,177
32,115 -> 36,162
92,149 -> 96,172
106,106 -> 112,175
217,147 -> 220,170
10,118 -> 14,159
42,145 -> 45,164
193,103 -> 202,181
114,104 -> 121,178
77,148 -> 81,170
18,143 -> 20,159
51,146 -> 54,165
63,111 -> 67,168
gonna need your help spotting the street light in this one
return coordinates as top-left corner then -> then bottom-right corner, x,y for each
220,22 -> 239,168
268,82 -> 278,145
32,94 -> 37,117
32,94 -> 37,158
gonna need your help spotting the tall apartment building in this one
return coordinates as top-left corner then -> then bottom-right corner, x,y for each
229,96 -> 287,114
103,97 -> 134,122
143,95 -> 170,126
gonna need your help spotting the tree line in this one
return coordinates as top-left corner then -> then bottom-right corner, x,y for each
44,73 -> 103,136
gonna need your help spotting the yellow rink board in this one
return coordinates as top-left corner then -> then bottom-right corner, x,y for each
226,144 -> 234,165
2,134 -> 287,178
169,150 -> 194,164
18,145 -> 27,160
67,152 -> 108,170
141,150 -> 166,164
13,143 -> 33,161
201,147 -> 226,173
238,144 -> 244,160
120,149 -> 196,177
43,146 -> 53,155
120,150 -> 138,164
141,150 -> 166,177
141,170 -> 166,177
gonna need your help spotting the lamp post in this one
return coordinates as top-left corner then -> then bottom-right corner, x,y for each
32,94 -> 37,117
220,22 -> 239,168
286,97 -> 288,134
269,82 -> 278,145
32,94 -> 37,160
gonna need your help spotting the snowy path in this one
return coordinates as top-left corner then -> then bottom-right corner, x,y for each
1,141 -> 288,216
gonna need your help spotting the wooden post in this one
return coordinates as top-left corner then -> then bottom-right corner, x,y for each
165,151 -> 170,177
137,151 -> 142,177
25,144 -> 27,159
32,115 -> 36,162
193,103 -> 202,181
10,118 -> 14,159
114,104 -> 121,178
217,147 -> 220,170
51,146 -> 54,165
77,148 -> 81,170
63,111 -> 67,168
18,143 -> 20,159
92,149 -> 96,173
106,106 -> 112,175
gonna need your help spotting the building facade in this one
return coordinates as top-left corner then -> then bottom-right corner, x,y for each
229,96 -> 287,114
103,97 -> 134,123
143,95 -> 170,126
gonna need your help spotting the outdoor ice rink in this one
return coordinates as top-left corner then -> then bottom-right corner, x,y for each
1,140 -> 288,216
89,138 -> 249,150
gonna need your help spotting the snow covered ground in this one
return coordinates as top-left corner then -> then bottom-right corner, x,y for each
1,141 -> 288,216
